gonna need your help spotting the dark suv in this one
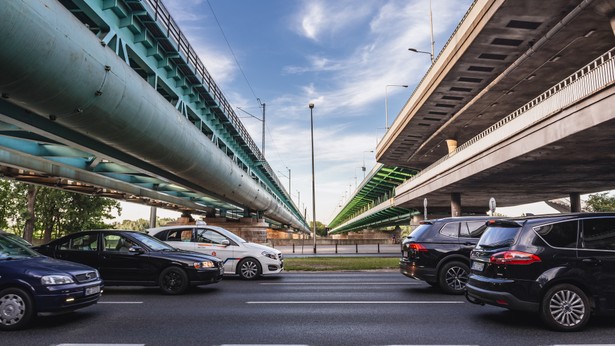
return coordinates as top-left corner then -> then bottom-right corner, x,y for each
400,216 -> 492,294
466,213 -> 615,331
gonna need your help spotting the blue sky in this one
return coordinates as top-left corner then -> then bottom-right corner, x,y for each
117,0 -> 480,224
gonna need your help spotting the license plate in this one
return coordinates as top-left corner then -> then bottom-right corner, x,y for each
471,261 -> 485,272
85,285 -> 101,296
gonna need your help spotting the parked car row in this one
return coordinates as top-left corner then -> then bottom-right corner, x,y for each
400,213 -> 615,331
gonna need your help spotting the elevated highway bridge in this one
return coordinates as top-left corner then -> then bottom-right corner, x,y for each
0,0 -> 309,233
332,0 -> 615,234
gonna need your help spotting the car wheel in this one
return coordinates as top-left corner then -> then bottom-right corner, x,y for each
438,261 -> 469,295
238,258 -> 261,280
0,287 -> 34,331
540,284 -> 590,331
159,267 -> 189,295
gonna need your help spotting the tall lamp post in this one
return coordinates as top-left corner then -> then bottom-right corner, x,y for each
309,103 -> 317,254
237,100 -> 266,158
362,150 -> 374,179
385,85 -> 408,130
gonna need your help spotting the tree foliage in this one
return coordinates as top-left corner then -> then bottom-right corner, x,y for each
0,180 -> 121,242
586,192 -> 615,212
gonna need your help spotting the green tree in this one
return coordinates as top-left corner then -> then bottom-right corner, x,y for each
586,192 -> 615,212
0,180 -> 121,242
310,221 -> 327,237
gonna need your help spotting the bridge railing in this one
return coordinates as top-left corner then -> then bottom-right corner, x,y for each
407,47 -> 615,184
139,0 -> 299,218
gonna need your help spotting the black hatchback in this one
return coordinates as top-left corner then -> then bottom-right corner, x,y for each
35,230 -> 224,295
466,213 -> 615,331
400,216 -> 492,294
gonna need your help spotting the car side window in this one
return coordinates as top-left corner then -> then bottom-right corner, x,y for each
439,223 -> 459,238
534,220 -> 578,248
164,229 -> 193,242
460,221 -> 488,238
103,234 -> 136,252
196,229 -> 228,245
59,234 -> 98,251
581,218 -> 615,251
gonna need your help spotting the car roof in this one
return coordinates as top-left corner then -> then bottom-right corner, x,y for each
424,215 -> 500,223
146,224 -> 229,233
492,212 -> 615,226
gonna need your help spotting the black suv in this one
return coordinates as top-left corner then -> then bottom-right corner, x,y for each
466,213 -> 615,331
400,216 -> 492,294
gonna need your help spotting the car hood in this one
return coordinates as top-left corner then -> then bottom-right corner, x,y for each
1,255 -> 97,275
243,242 -> 281,255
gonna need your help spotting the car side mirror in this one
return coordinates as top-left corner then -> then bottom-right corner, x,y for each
128,246 -> 145,254
221,240 -> 230,246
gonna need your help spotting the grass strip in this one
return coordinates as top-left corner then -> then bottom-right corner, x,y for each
284,257 -> 399,271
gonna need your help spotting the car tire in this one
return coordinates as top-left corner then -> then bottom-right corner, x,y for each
540,284 -> 590,331
238,258 -> 261,280
0,287 -> 34,331
438,261 -> 469,295
159,267 -> 189,295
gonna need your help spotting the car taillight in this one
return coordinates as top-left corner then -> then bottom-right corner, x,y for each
490,251 -> 541,265
408,243 -> 427,252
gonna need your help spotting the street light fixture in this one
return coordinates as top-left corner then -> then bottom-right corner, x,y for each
362,150 -> 374,179
408,48 -> 434,63
309,102 -> 317,254
385,85 -> 408,130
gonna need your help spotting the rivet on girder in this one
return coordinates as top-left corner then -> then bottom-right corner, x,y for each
95,91 -> 103,96
100,40 -> 106,47
104,65 -> 111,71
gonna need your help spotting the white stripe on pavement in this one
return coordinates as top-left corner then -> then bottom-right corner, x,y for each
259,282 -> 421,285
246,301 -> 464,304
98,301 -> 143,304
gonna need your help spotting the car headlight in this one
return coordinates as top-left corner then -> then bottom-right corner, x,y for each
41,275 -> 75,285
193,261 -> 215,269
262,251 -> 278,260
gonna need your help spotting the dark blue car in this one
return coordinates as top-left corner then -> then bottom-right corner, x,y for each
0,231 -> 102,331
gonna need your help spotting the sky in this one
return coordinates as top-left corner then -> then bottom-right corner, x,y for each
112,0 -> 559,224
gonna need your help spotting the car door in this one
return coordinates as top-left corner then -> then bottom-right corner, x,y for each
578,217 -> 615,311
459,221 -> 488,255
51,232 -> 100,269
195,228 -> 235,272
99,233 -> 155,283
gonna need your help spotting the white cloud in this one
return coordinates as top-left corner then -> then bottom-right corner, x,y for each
294,0 -> 375,42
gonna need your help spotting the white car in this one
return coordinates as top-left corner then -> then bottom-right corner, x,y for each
146,222 -> 283,280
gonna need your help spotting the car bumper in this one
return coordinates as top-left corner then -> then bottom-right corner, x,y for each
261,257 -> 284,275
465,274 -> 538,312
399,259 -> 437,283
34,280 -> 103,313
187,268 -> 224,285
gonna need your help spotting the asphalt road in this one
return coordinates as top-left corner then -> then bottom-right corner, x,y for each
4,272 -> 615,345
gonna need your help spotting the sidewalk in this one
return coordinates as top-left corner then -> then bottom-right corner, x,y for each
272,243 -> 401,258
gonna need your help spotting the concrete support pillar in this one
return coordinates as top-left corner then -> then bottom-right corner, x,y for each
451,192 -> 461,217
570,192 -> 581,212
411,214 -> 424,229
446,139 -> 458,154
149,206 -> 157,228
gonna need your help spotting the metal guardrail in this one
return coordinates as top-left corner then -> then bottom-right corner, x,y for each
407,47 -> 615,185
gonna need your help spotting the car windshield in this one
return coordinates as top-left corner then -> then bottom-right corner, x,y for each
131,232 -> 177,251
0,234 -> 40,260
477,226 -> 520,249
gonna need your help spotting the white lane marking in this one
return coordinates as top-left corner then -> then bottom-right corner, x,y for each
56,344 -> 145,346
98,301 -> 143,304
247,301 -> 464,304
259,282 -> 421,285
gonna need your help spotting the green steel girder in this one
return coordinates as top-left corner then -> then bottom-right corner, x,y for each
51,0 -> 306,228
328,164 -> 416,230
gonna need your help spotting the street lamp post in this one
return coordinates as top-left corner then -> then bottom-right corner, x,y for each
362,150 -> 374,179
237,100 -> 266,158
408,48 -> 433,63
385,85 -> 408,130
309,103 -> 317,254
